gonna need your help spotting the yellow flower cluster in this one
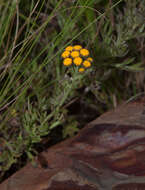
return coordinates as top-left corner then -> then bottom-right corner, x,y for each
61,45 -> 93,73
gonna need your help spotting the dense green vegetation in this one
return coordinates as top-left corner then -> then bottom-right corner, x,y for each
0,0 -> 145,181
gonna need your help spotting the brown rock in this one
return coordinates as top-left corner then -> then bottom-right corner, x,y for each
1,97 -> 145,190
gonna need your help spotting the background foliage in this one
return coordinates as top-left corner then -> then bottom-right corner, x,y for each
0,0 -> 145,181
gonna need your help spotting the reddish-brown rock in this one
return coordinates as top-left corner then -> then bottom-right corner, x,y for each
1,97 -> 145,190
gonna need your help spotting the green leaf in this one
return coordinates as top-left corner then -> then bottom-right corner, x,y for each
63,120 -> 79,138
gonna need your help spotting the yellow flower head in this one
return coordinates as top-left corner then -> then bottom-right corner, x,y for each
87,57 -> 93,62
79,68 -> 85,73
61,45 -> 93,72
73,45 -> 82,50
80,48 -> 89,56
73,57 -> 82,66
65,46 -> 73,51
63,58 -> 72,66
61,51 -> 70,58
70,51 -> 79,58
83,60 -> 91,68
